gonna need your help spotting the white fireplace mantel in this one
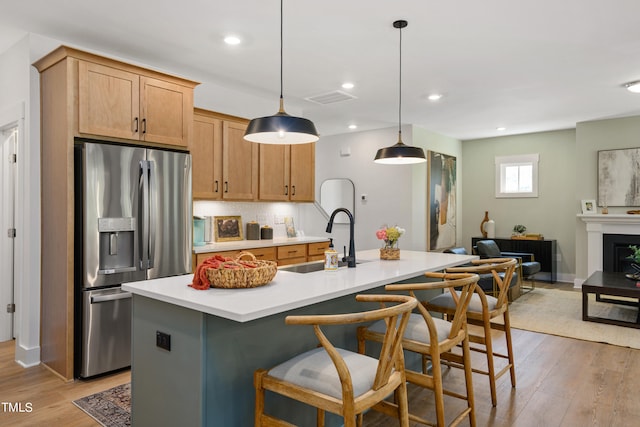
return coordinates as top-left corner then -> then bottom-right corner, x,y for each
578,214 -> 640,277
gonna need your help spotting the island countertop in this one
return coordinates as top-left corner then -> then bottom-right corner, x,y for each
122,249 -> 476,322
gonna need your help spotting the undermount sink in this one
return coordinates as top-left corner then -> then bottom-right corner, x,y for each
279,260 -> 368,274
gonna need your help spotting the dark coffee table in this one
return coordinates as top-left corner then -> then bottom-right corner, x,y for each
582,271 -> 640,329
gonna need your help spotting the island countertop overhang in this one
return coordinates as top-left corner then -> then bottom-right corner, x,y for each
122,249 -> 477,322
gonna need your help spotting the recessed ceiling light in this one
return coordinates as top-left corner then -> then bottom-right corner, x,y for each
624,81 -> 640,93
224,35 -> 241,45
342,82 -> 355,90
496,127 -> 506,131
348,124 -> 357,130
427,93 -> 443,101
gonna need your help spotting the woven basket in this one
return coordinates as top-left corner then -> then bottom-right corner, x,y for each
380,247 -> 400,260
206,252 -> 277,289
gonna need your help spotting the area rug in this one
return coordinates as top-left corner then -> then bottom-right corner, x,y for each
508,287 -> 640,349
73,383 -> 131,427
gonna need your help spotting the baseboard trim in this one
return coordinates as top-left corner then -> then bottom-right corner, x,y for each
14,342 -> 40,368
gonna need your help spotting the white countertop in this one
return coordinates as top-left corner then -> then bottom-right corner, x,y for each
192,236 -> 329,254
123,249 -> 477,322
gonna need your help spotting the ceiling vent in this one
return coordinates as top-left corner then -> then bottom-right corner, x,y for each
305,90 -> 357,105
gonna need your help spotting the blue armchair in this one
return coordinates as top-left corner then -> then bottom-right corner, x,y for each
474,239 -> 541,293
444,247 -> 519,300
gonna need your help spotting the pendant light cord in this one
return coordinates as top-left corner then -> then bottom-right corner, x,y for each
398,23 -> 402,139
279,0 -> 285,111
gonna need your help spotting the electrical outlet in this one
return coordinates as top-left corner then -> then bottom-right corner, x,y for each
156,331 -> 171,351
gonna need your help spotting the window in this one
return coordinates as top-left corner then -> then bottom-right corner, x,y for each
495,154 -> 539,198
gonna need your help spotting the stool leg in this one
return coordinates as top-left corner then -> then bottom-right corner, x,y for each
503,310 -> 517,387
461,334 -> 476,427
482,312 -> 498,407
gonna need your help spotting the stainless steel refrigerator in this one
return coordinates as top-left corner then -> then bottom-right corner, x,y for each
74,141 -> 192,378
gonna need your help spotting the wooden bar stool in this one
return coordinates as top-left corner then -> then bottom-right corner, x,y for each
425,258 -> 518,407
254,294 -> 417,427
357,272 -> 479,427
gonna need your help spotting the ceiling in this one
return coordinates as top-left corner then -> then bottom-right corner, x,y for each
2,0 -> 640,141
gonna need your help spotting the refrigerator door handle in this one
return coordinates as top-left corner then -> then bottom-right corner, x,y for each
139,160 -> 151,270
147,160 -> 156,269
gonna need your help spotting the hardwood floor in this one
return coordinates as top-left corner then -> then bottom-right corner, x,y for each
1,281 -> 639,426
0,340 -> 129,426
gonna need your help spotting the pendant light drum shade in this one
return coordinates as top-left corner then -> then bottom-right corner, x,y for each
373,19 -> 426,164
244,110 -> 319,144
374,142 -> 426,164
243,0 -> 319,145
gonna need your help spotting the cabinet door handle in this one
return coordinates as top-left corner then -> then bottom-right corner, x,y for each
224,181 -> 229,193
142,118 -> 147,134
292,185 -> 296,196
133,117 -> 139,133
214,180 -> 219,193
284,185 -> 288,196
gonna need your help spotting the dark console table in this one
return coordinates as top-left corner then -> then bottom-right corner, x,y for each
472,237 -> 557,283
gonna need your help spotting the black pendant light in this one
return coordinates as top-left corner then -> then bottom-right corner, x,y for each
374,20 -> 426,164
244,0 -> 319,144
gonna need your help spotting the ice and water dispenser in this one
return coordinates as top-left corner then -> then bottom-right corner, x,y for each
97,217 -> 137,274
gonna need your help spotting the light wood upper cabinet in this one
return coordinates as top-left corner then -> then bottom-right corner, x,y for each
223,121 -> 258,200
259,144 -> 290,201
191,107 -> 315,203
192,111 -> 223,199
78,61 -> 139,140
289,143 -> 315,202
259,142 -> 315,202
78,59 -> 194,148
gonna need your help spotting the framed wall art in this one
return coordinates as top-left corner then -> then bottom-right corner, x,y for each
427,150 -> 457,251
214,216 -> 243,241
598,147 -> 640,207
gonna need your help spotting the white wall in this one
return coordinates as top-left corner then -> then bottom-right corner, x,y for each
301,126 -> 415,253
300,125 -> 463,255
0,35 -> 41,366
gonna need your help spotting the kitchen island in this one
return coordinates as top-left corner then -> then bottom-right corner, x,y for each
123,249 -> 476,426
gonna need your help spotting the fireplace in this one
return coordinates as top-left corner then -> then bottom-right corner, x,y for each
602,234 -> 640,273
579,214 -> 640,279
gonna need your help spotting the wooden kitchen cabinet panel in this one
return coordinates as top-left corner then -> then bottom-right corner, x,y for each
193,246 -> 277,270
192,111 -> 223,199
78,61 -> 139,140
277,244 -> 307,260
78,58 -> 194,148
258,143 -> 315,202
307,241 -> 330,261
223,121 -> 258,200
140,76 -> 192,147
289,143 -> 315,202
259,144 -> 290,201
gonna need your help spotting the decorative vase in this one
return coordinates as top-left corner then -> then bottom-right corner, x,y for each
485,219 -> 495,238
480,211 -> 489,238
380,247 -> 400,260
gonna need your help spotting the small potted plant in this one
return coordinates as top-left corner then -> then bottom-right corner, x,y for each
512,224 -> 527,236
376,225 -> 405,260
627,245 -> 640,279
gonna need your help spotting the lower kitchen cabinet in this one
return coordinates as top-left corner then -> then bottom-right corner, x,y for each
193,241 -> 330,270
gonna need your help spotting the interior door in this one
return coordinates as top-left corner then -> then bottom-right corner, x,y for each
0,126 -> 17,342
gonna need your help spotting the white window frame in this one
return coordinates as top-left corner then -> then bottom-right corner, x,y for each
495,153 -> 539,198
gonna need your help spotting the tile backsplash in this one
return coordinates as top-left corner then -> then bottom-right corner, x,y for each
193,201 -> 303,239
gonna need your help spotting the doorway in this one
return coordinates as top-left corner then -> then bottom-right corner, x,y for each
0,124 -> 17,342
